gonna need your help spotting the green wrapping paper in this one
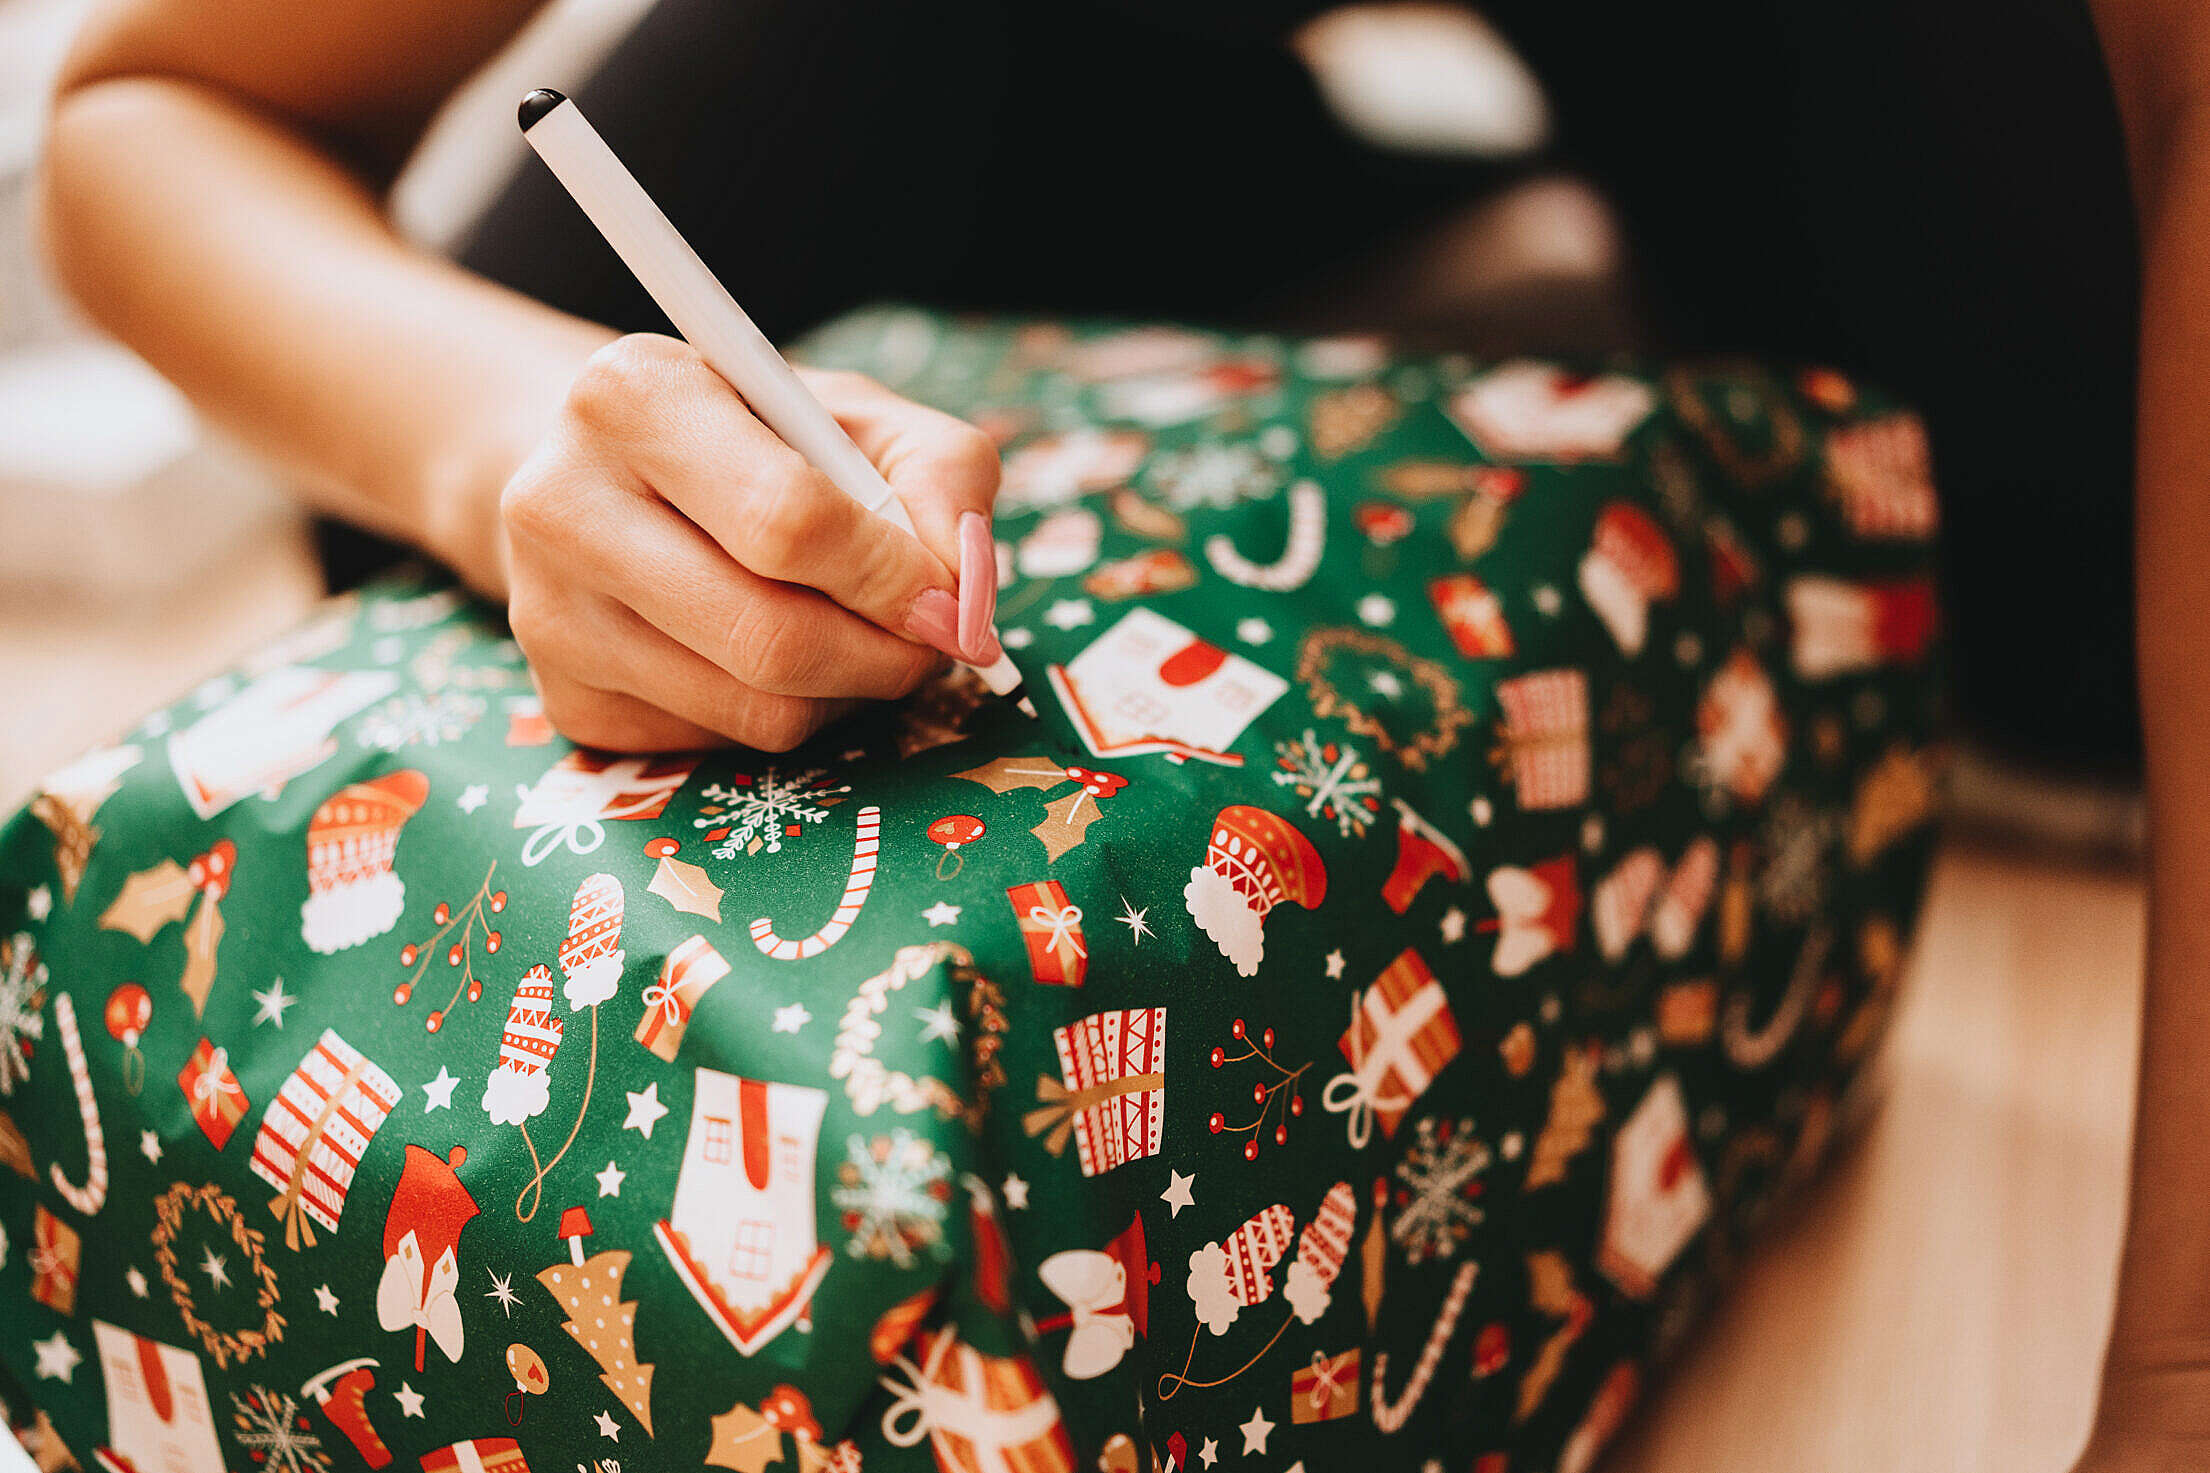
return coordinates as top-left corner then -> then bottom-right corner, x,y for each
0,309 -> 1942,1473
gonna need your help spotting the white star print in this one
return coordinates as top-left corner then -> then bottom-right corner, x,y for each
595,1160 -> 627,1198
486,1270 -> 520,1316
771,1003 -> 812,1034
421,1066 -> 459,1111
923,900 -> 963,928
1439,907 -> 1467,944
1199,1437 -> 1220,1468
623,1083 -> 669,1139
26,886 -> 51,922
1532,583 -> 1563,615
1367,669 -> 1404,698
1324,950 -> 1346,980
200,1245 -> 231,1291
594,1411 -> 621,1440
457,783 -> 490,814
1160,1170 -> 1196,1218
1001,1174 -> 1029,1211
315,1283 -> 340,1315
1471,796 -> 1494,827
250,978 -> 295,1028
1043,598 -> 1095,630
1239,1405 -> 1275,1456
1357,593 -> 1396,627
1001,626 -> 1034,650
915,1001 -> 962,1044
395,1383 -> 425,1418
125,1267 -> 148,1299
32,1331 -> 79,1383
1236,617 -> 1273,645
1116,897 -> 1153,946
141,1129 -> 163,1164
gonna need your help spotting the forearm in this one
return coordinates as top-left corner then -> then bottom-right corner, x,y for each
2096,64 -> 2210,1452
40,69 -> 610,595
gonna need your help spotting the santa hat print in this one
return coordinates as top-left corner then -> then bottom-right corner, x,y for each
1186,1202 -> 1296,1336
557,873 -> 625,1009
482,965 -> 563,1126
299,770 -> 428,954
1576,502 -> 1679,657
1184,805 -> 1328,977
1285,1180 -> 1357,1324
1485,856 -> 1581,977
1784,575 -> 1938,682
1447,361 -> 1657,462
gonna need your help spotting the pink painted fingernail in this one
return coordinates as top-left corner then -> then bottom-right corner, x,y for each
957,511 -> 1001,664
904,588 -> 965,662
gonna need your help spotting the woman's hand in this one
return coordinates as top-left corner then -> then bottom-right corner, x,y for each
500,333 -> 1003,752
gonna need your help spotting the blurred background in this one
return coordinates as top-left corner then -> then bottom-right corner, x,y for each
0,3 -> 2152,1469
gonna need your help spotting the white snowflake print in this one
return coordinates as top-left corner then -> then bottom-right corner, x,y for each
1758,795 -> 1838,924
1142,441 -> 1282,512
831,1130 -> 952,1268
230,1385 -> 331,1473
1390,1116 -> 1490,1265
694,769 -> 849,859
1271,730 -> 1383,838
0,933 -> 47,1097
353,691 -> 486,751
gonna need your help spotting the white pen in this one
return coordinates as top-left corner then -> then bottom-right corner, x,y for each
517,87 -> 1035,716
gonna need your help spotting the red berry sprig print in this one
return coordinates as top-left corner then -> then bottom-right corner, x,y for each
1207,1018 -> 1309,1161
393,863 -> 506,1031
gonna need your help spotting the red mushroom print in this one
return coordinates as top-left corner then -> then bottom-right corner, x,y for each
1355,502 -> 1416,547
761,1384 -> 822,1445
557,1205 -> 593,1267
537,1203 -> 657,1438
926,815 -> 985,879
1473,1321 -> 1510,1378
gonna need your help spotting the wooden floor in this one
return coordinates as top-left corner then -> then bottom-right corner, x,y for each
1612,838 -> 2144,1473
0,516 -> 2148,1472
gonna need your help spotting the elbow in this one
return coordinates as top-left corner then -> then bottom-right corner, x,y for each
36,73 -> 159,331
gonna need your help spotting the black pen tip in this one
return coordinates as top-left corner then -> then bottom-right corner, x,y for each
518,89 -> 566,133
1006,684 -> 1039,719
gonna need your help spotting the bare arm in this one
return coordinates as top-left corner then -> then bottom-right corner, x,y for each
40,0 -> 1003,752
2081,2 -> 2210,1465
41,0 -> 597,587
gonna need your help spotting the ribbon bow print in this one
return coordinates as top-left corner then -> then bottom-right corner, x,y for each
1321,992 -> 1414,1151
1025,1071 -> 1166,1158
1304,1350 -> 1350,1413
191,1047 -> 240,1105
1026,901 -> 1087,969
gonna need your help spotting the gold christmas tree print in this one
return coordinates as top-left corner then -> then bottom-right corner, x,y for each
535,1207 -> 655,1437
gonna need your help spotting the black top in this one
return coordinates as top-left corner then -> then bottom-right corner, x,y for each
421,0 -> 2142,772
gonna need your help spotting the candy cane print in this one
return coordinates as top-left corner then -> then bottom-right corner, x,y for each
1204,479 -> 1327,591
1369,1259 -> 1477,1433
49,993 -> 109,1216
752,806 -> 882,960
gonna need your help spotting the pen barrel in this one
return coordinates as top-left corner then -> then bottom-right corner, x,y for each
522,101 -> 902,521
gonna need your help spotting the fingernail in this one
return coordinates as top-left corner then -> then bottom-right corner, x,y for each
957,511 -> 1000,664
904,588 -> 966,663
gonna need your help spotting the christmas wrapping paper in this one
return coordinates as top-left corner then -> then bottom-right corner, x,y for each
0,309 -> 1942,1473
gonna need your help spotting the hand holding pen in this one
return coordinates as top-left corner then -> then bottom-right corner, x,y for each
501,89 -> 1028,754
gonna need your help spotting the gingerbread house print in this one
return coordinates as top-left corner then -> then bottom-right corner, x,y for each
654,1069 -> 831,1357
